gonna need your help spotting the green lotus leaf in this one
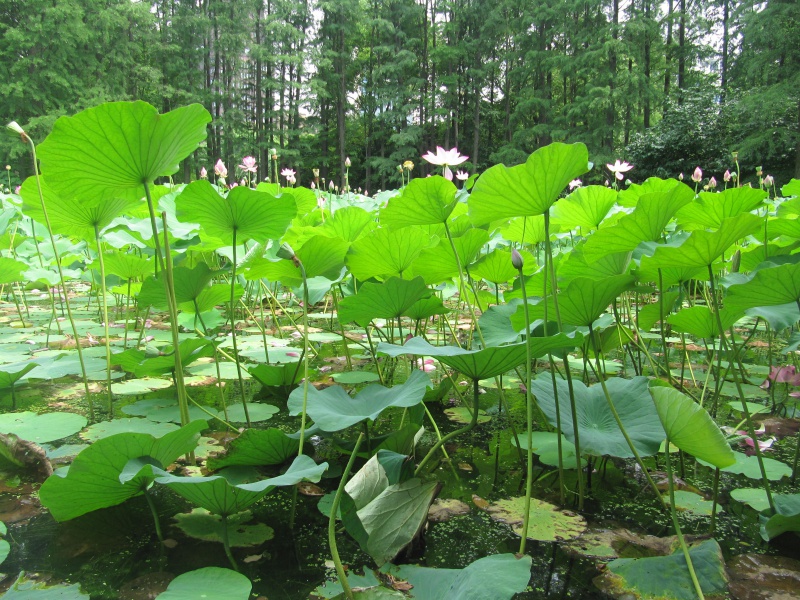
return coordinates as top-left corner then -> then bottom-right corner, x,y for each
402,295 -> 450,321
552,185 -> 618,231
470,249 -> 519,284
667,306 -> 743,339
38,101 -> 210,203
247,234 -> 349,285
650,387 -> 734,468
557,246 -> 631,285
138,263 -> 219,310
345,227 -> 432,280
767,216 -> 800,240
155,454 -> 327,516
726,262 -> 800,311
39,420 -> 207,521
287,369 -> 432,432
173,508 -> 273,547
746,302 -> 800,331
409,228 -> 489,284
381,554 -> 533,600
0,410 -> 86,444
155,567 -> 251,600
207,428 -> 300,470
319,206 -> 376,243
499,215 -> 550,244
101,251 -> 153,280
0,361 -> 39,390
676,186 -> 767,230
0,574 -> 88,599
522,274 -> 635,327
0,257 -> 29,284
111,338 -> 216,377
760,494 -> 800,541
20,176 -> 139,242
617,176 -> 683,207
730,488 -> 771,512
485,496 -> 586,541
582,184 -> 694,262
468,143 -> 589,225
248,362 -> 304,388
600,539 -> 728,600
175,180 -> 296,244
529,376 -> 664,458
511,431 -> 585,469
381,175 -> 458,228
698,451 -> 791,480
639,213 -> 762,270
337,276 -> 429,326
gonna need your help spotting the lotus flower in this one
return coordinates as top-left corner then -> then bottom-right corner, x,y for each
199,167 -> 208,179
760,365 -> 800,390
708,176 -> 717,188
569,179 -> 582,190
281,168 -> 295,179
403,160 -> 414,171
691,166 -> 703,183
422,146 -> 469,181
606,160 -> 633,181
238,156 -> 257,173
764,175 -> 774,187
455,170 -> 469,181
723,170 -> 731,182
214,159 -> 227,178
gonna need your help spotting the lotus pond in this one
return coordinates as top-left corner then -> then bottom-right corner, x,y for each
1,102 -> 800,599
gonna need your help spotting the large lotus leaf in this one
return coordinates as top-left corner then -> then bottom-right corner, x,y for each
345,227 -> 431,280
80,417 -> 178,441
558,247 -> 631,284
726,262 -> 800,311
477,301 -> 526,346
730,488 -> 771,512
676,186 -> 767,230
499,215 -> 549,244
0,361 -> 38,389
102,252 -> 153,280
470,249 -> 519,284
138,264 -> 217,310
111,338 -> 215,377
337,276 -> 429,326
38,420 -> 207,521
650,387 -> 734,468
0,257 -> 28,284
175,181 -> 296,244
207,428 -> 300,470
409,228 -> 489,284
767,216 -> 800,240
667,306 -> 743,339
403,295 -> 450,321
617,176 -> 683,207
180,283 -> 242,314
698,451 -> 791,481
746,302 -> 800,331
486,496 -> 586,541
635,291 -> 680,332
381,554 -> 532,600
381,176 -> 458,227
287,370 -> 431,432
20,177 -> 139,242
38,101 -> 210,203
248,362 -> 304,388
522,274 -> 635,327
318,206 -> 376,243
552,185 -> 618,231
511,431 -> 584,469
468,143 -> 588,225
155,454 -> 327,516
582,184 -> 695,262
0,411 -> 86,444
634,263 -> 706,287
0,574 -> 88,599
782,179 -> 800,199
155,567 -> 251,600
247,235 -> 349,285
279,186 -> 317,216
639,213 -> 762,270
529,376 -> 664,458
600,539 -> 728,600
760,494 -> 800,541
350,477 -> 439,566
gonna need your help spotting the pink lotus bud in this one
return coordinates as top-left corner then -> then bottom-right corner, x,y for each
708,176 -> 717,188
691,167 -> 702,183
200,167 -> 208,179
764,175 -> 774,187
214,159 -> 227,178
511,248 -> 524,270
345,157 -> 351,168
679,173 -> 684,181
723,170 -> 731,182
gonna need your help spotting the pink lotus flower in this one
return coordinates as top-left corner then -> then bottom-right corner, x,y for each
606,160 -> 633,181
691,166 -> 703,183
199,167 -> 208,179
214,159 -> 227,178
760,365 -> 800,389
416,358 -> 436,372
238,156 -> 257,173
281,168 -> 296,179
422,146 -> 469,181
764,175 -> 774,187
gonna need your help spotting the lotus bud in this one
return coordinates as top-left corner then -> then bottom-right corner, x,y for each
4,165 -> 9,171
329,180 -> 334,190
511,248 -> 524,271
691,166 -> 702,183
756,166 -> 763,177
276,243 -> 296,261
310,181 -> 316,190
199,167 -> 208,179
270,148 -> 277,158
709,176 -> 717,188
312,168 -> 320,178
731,249 -> 741,273
345,157 -> 351,168
764,174 -> 774,187
679,173 -> 684,181
723,170 -> 731,182
397,164 -> 404,173
6,121 -> 29,143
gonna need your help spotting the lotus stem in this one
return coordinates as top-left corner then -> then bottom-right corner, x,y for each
517,256 -> 536,553
296,260 -> 310,453
665,433 -> 705,600
143,488 -> 163,543
94,225 -> 114,416
329,431 -> 365,600
710,467 -> 720,533
21,133 -> 94,421
220,514 -> 238,571
229,229 -> 251,427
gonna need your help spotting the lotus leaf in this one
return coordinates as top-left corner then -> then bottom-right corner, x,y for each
154,567 -> 251,600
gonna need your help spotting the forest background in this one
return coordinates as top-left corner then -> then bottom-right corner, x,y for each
0,0 -> 798,191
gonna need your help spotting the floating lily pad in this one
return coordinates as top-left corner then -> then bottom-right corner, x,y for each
154,567 -> 251,600
730,488 -> 771,512
511,431 -> 586,469
110,377 -> 173,396
760,494 -> 800,541
80,418 -> 179,442
222,403 -> 278,423
698,451 -> 791,481
485,496 -> 586,542
663,490 -> 722,516
0,574 -> 89,598
443,407 -> 491,425
0,411 -> 87,444
173,508 -> 274,547
597,539 -> 728,600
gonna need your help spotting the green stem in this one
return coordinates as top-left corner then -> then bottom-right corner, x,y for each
709,467 -> 720,534
24,139 -> 94,421
329,432 -> 365,600
229,229 -> 251,427
220,514 -> 238,571
94,225 -> 114,417
296,261 -> 310,453
143,489 -> 163,543
517,261 -> 536,553
665,433 -> 705,600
